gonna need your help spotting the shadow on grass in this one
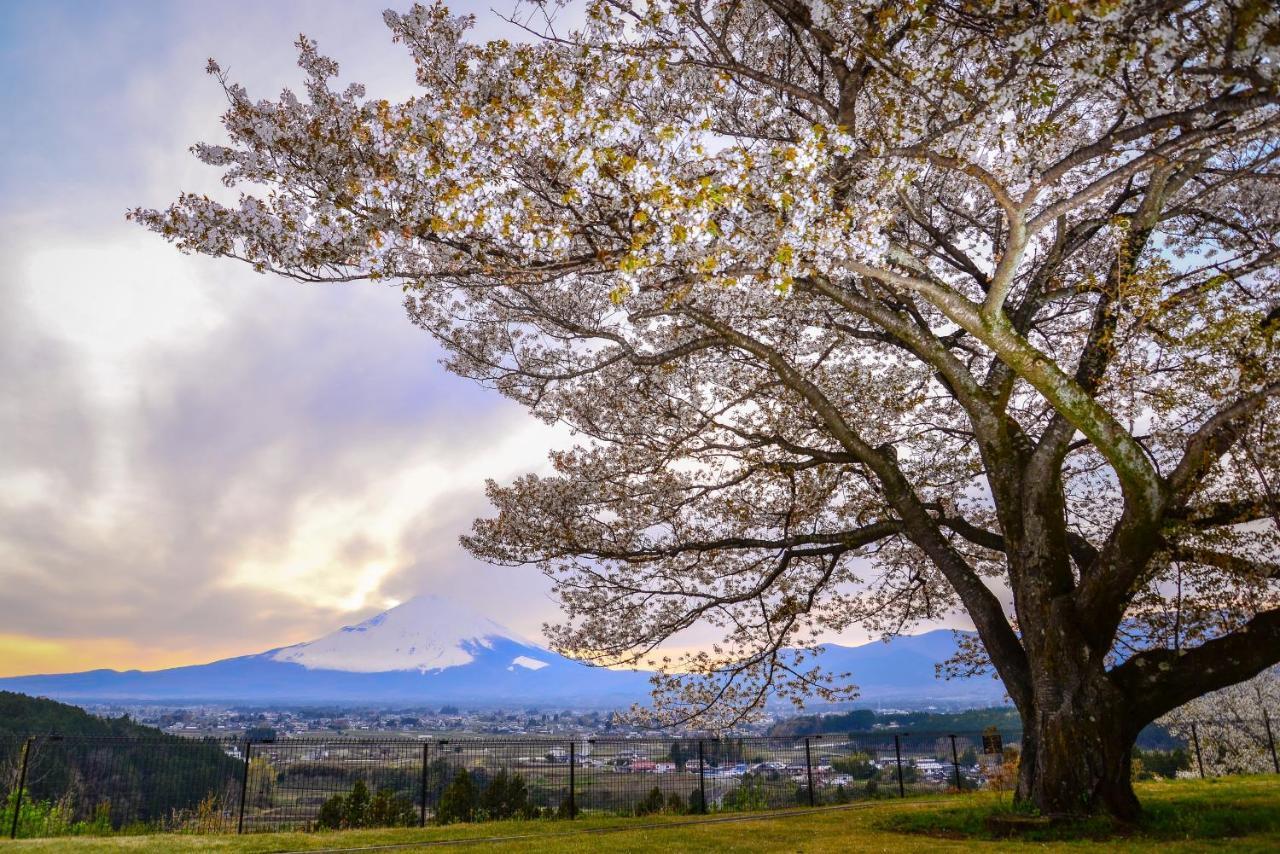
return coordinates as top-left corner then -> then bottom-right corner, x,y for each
878,776 -> 1280,844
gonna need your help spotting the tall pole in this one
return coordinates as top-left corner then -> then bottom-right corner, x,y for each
1263,711 -> 1280,775
568,740 -> 576,819
1190,722 -> 1205,779
950,735 -> 962,792
237,739 -> 252,834
893,734 -> 905,798
419,742 -> 429,827
697,740 -> 707,814
804,738 -> 815,807
9,737 -> 33,839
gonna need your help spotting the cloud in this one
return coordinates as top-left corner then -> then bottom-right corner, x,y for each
0,1 -> 960,680
0,219 -> 561,653
0,1 -> 568,674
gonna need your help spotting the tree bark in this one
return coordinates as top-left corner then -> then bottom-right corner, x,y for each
1017,681 -> 1141,821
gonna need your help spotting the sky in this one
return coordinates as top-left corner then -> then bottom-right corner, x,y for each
0,1 -> 945,680
0,0 -> 583,677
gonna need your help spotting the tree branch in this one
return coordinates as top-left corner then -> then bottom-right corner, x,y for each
1112,608 -> 1280,725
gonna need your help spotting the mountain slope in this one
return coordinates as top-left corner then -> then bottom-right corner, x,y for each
0,596 -> 1005,706
809,631 -> 1005,704
0,595 -> 650,706
268,595 -> 534,673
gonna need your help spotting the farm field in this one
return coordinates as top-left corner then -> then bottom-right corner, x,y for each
3,776 -> 1277,852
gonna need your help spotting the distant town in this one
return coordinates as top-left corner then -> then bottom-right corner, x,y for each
71,702 -> 949,741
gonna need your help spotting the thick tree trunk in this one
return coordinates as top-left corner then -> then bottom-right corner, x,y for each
990,463 -> 1144,822
1015,668 -> 1140,821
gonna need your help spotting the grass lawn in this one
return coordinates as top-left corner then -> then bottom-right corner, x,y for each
3,776 -> 1277,852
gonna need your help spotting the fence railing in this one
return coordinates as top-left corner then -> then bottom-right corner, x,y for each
1,721 -> 1274,839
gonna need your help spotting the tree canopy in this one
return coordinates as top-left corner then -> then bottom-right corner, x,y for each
134,0 -> 1280,817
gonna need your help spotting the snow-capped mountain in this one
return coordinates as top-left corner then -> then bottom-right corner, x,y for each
268,594 -> 543,673
0,594 -> 648,706
0,595 -> 1007,707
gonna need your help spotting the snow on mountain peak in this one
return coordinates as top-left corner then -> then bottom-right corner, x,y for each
270,594 -> 539,673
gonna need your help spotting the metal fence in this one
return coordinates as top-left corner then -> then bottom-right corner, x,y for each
2,721 -> 1275,839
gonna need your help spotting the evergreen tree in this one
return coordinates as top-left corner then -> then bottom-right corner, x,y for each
345,779 -> 371,827
480,769 -> 533,820
369,787 -> 416,827
436,770 -> 477,825
669,741 -> 685,771
635,786 -> 665,816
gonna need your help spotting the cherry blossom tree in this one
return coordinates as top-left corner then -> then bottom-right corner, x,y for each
1160,666 -> 1280,777
133,0 -> 1280,819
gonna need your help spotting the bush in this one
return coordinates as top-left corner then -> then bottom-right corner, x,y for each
1,792 -> 114,838
1134,748 -> 1191,780
436,771 -> 478,825
316,780 -> 415,830
635,786 -> 665,816
370,786 -> 417,827
725,775 -> 769,812
435,768 -> 540,824
480,769 -> 537,820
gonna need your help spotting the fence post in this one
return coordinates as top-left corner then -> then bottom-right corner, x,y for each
1264,712 -> 1280,775
237,739 -> 252,834
893,734 -> 905,798
420,742 -> 429,827
804,737 -> 815,807
568,740 -> 576,819
950,735 -> 962,792
9,736 -> 33,840
1190,722 -> 1205,779
698,739 -> 707,814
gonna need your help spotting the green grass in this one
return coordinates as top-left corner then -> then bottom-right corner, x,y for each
2,776 -> 1277,852
883,775 -> 1280,846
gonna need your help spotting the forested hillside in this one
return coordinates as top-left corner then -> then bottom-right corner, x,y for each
0,691 -> 164,737
1,692 -> 240,830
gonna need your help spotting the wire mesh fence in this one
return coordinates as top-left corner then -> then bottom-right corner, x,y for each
2,721 -> 1275,839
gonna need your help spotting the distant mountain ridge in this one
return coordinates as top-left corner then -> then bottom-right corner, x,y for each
0,596 -> 1007,707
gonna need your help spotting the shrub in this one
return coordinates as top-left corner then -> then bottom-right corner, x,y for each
635,786 -> 665,816
1133,748 -> 1191,780
436,771 -> 477,825
480,769 -> 536,820
316,780 -> 415,830
0,792 -> 113,838
725,775 -> 768,812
